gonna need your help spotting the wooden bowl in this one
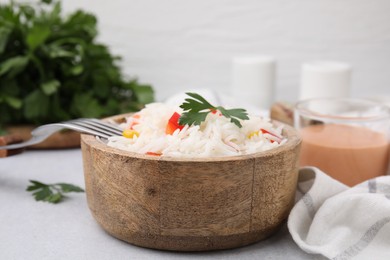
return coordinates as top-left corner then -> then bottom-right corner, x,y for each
80,117 -> 301,251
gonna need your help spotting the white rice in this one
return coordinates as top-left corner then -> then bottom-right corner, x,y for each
107,103 -> 286,157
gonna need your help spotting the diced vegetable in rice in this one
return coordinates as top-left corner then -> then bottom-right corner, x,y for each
107,103 -> 286,157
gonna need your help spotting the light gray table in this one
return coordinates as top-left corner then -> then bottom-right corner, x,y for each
0,149 -> 318,260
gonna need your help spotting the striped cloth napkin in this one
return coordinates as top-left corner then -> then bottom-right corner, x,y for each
288,167 -> 390,260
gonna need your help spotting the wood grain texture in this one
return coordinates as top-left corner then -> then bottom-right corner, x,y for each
158,159 -> 253,237
0,134 -> 24,157
81,119 -> 301,251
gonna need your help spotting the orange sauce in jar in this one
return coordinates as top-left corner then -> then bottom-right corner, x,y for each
299,124 -> 389,186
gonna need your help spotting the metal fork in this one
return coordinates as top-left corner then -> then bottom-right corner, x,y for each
0,118 -> 123,150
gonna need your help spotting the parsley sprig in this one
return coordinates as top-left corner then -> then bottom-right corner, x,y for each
27,180 -> 84,204
179,92 -> 249,128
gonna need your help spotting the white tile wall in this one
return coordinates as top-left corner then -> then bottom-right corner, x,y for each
8,0 -> 390,102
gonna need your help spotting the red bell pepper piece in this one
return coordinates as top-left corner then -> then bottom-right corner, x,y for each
165,112 -> 184,135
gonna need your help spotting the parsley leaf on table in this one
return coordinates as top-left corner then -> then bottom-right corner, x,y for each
179,92 -> 249,128
27,180 -> 84,204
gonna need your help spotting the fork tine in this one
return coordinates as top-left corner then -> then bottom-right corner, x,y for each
81,118 -> 123,136
86,119 -> 123,135
63,122 -> 112,139
66,119 -> 122,137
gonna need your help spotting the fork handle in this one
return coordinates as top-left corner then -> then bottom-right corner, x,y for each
31,124 -> 65,136
0,124 -> 66,150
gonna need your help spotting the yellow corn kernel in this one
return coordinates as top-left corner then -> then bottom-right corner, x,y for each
122,129 -> 139,139
247,131 -> 259,139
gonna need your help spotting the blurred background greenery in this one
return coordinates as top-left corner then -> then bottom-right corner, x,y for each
0,0 -> 154,130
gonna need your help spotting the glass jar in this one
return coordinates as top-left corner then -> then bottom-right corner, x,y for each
295,98 -> 390,186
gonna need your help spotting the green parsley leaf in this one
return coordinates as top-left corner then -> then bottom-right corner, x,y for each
180,92 -> 214,113
40,79 -> 60,95
179,111 -> 210,126
56,183 -> 85,193
178,92 -> 249,128
27,180 -> 84,204
217,107 -> 249,128
26,180 -> 46,191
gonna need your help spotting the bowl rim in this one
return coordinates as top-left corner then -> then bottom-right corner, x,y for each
81,113 -> 301,162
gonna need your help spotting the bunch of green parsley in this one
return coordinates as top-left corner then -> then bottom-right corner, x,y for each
0,0 -> 154,130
